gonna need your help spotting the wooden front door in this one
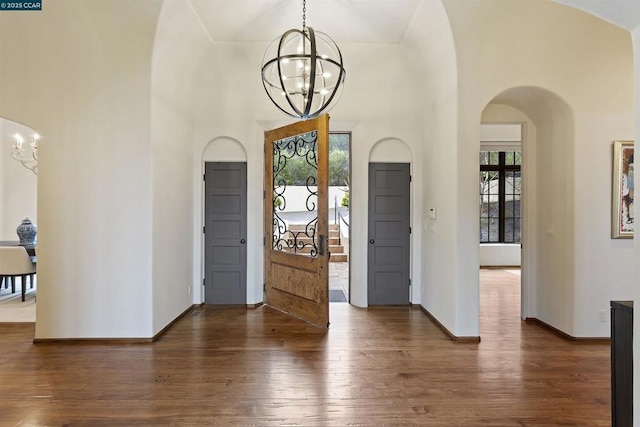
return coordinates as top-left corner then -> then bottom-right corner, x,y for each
264,115 -> 330,328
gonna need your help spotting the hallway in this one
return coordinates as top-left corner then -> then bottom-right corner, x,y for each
0,269 -> 610,425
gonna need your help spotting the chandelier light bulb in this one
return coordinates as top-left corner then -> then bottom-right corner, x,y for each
14,134 -> 24,148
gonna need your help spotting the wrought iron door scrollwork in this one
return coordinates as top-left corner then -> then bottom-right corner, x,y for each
272,130 -> 318,256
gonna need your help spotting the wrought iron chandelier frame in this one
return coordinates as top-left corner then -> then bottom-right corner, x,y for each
261,0 -> 346,119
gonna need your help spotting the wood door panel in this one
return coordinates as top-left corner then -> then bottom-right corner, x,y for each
264,115 -> 330,328
267,287 -> 329,326
270,250 -> 317,270
271,263 -> 319,302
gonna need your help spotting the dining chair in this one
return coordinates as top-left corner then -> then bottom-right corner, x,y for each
0,246 -> 36,302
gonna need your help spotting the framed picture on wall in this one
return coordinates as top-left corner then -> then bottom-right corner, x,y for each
612,140 -> 634,239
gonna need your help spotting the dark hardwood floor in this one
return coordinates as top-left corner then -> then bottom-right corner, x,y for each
0,269 -> 610,426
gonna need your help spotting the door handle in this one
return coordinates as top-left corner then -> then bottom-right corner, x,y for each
318,235 -> 325,256
369,239 -> 375,244
240,239 -> 246,244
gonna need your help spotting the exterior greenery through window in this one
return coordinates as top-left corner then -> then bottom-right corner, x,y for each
273,133 -> 350,207
480,151 -> 521,243
274,133 -> 349,186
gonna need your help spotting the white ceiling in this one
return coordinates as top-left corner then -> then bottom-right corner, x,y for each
553,0 -> 640,31
188,0 -> 423,44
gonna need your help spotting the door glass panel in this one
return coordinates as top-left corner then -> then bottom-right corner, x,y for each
272,130 -> 318,257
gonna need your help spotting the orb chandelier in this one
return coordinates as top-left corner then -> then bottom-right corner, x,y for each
261,0 -> 346,119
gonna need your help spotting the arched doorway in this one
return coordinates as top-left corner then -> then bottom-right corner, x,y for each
367,138 -> 414,305
0,117 -> 38,321
479,86 -> 575,333
200,137 -> 249,305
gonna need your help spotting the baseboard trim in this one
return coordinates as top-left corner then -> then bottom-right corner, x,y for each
33,304 -> 199,345
480,266 -> 521,269
151,304 -> 200,342
419,305 -> 481,343
525,317 -> 610,342
33,337 -> 154,344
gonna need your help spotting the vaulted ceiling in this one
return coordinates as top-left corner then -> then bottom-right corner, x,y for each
187,0 -> 639,46
553,0 -> 640,31
187,0 -> 423,43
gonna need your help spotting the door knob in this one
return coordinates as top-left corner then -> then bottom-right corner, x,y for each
240,239 -> 246,244
369,239 -> 375,244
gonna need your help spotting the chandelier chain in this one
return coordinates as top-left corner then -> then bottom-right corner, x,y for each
302,0 -> 306,30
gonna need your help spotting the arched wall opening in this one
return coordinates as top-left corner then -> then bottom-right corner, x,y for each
363,137 -> 418,305
203,137 -> 248,162
481,85 -> 575,335
479,105 -> 534,321
0,118 -> 38,242
197,137 -> 249,303
370,138 -> 413,163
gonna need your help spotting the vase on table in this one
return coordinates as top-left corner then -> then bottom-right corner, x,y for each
16,218 -> 37,245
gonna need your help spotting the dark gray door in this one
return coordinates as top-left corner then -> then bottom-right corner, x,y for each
368,163 -> 410,305
205,162 -> 247,304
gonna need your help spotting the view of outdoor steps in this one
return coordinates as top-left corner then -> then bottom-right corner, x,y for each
286,223 -> 348,262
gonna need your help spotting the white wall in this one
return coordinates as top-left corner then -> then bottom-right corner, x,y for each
191,42 -> 269,305
151,0 -> 211,334
369,138 -> 412,163
479,245 -> 521,267
0,0 -> 633,344
403,1 -> 464,335
203,138 -> 247,162
444,0 -> 635,337
0,1 -> 162,338
0,119 -> 37,240
191,40 -> 424,308
544,6 -> 639,418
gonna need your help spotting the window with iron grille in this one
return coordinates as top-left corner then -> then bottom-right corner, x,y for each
480,151 -> 521,243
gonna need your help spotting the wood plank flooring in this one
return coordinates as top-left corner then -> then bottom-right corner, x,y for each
0,269 -> 610,426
